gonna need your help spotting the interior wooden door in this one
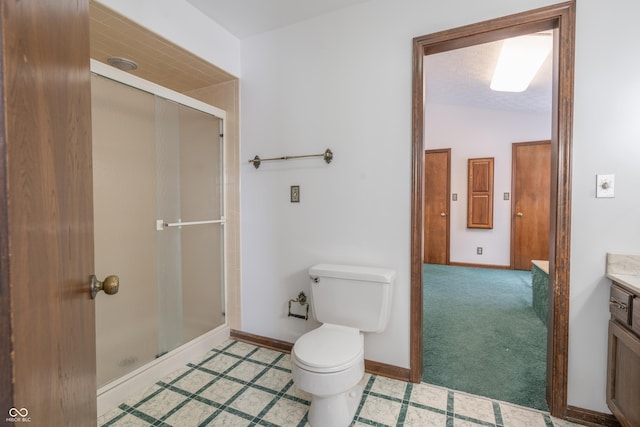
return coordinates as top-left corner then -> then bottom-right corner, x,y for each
511,141 -> 551,270
0,1 -> 97,425
423,149 -> 450,265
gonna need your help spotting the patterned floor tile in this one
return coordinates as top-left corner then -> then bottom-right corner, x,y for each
410,382 -> 449,412
253,366 -> 292,392
162,399 -> 218,426
261,396 -> 308,426
200,353 -> 242,374
500,402 -> 548,427
454,418 -> 491,426
404,405 -> 449,426
200,410 -> 252,426
275,354 -> 292,371
226,360 -> 267,382
98,340 -> 587,427
248,347 -> 282,364
284,383 -> 312,402
132,387 -> 188,420
369,374 -> 409,398
198,377 -> 245,406
358,393 -> 403,425
102,412 -> 155,427
227,386 -> 274,417
170,369 -> 217,394
224,341 -> 258,357
454,392 -> 496,424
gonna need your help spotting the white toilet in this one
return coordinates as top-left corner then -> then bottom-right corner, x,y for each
292,264 -> 395,427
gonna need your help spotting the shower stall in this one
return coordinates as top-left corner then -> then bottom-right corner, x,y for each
90,61 -> 227,395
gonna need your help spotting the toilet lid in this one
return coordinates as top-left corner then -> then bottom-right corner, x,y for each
293,324 -> 363,372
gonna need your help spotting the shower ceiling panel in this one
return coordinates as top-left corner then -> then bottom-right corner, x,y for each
89,0 -> 236,94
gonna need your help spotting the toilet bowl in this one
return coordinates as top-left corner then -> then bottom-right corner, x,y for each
291,264 -> 395,427
292,324 -> 364,427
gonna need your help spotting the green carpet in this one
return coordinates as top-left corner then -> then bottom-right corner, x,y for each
422,264 -> 548,411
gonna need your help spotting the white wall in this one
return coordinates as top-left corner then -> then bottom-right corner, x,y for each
569,0 -> 640,412
426,104 -> 551,265
96,0 -> 241,77
239,0 -> 559,370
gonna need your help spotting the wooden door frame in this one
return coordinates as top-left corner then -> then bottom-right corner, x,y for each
411,2 -> 575,419
423,148 -> 451,265
510,140 -> 551,270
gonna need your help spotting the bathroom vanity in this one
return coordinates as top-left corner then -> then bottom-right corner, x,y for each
605,254 -> 640,427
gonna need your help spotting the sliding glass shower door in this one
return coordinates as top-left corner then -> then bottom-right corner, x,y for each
91,73 -> 225,387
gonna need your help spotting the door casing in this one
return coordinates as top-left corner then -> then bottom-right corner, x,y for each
411,2 -> 575,418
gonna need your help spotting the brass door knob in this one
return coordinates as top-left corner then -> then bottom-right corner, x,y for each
90,274 -> 120,299
440,212 -> 447,217
516,212 -> 524,217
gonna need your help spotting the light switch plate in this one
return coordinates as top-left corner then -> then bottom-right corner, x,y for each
290,185 -> 300,203
596,174 -> 614,198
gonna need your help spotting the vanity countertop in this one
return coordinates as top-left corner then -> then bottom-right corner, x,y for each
606,273 -> 640,294
606,253 -> 640,294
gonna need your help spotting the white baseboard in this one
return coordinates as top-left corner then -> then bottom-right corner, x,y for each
97,325 -> 230,416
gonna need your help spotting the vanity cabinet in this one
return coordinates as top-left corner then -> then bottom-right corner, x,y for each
607,281 -> 640,427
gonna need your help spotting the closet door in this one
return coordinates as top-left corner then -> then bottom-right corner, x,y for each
423,149 -> 450,265
511,141 -> 551,271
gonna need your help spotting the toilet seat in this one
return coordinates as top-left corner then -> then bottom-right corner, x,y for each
293,324 -> 363,373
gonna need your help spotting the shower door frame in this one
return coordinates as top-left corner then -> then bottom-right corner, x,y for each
91,59 -> 230,413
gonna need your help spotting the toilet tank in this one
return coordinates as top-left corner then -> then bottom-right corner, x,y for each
308,264 -> 395,333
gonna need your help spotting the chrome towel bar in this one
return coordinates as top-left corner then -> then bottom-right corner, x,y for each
249,148 -> 333,169
156,218 -> 225,231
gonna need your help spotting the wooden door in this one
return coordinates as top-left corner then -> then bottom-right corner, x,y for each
511,141 -> 551,270
0,1 -> 96,425
423,149 -> 450,264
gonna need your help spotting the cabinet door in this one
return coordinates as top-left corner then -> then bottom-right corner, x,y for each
467,157 -> 494,229
607,320 -> 640,426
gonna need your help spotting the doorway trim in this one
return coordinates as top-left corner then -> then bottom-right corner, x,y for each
410,2 -> 575,419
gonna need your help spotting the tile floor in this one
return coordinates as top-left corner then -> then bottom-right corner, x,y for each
98,340 -> 583,427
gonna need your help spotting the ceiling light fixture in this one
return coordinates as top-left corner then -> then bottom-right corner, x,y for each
490,33 -> 551,92
107,56 -> 138,72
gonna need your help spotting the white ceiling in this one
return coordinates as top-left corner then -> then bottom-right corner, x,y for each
425,40 -> 552,114
186,0 -> 552,114
186,0 -> 373,39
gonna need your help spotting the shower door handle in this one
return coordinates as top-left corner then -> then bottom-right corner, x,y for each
89,274 -> 120,299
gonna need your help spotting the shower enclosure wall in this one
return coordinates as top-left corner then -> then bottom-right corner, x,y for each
91,63 -> 227,390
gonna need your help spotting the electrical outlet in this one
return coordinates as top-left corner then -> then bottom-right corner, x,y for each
477,247 -> 483,255
290,185 -> 300,203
